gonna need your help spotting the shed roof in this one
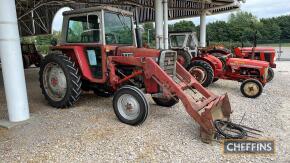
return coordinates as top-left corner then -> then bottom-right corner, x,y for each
16,0 -> 242,36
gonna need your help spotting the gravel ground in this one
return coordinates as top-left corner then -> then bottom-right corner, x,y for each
0,62 -> 290,162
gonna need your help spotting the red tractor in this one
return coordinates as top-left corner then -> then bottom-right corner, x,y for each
38,6 -> 240,143
187,51 -> 269,98
169,32 -> 269,98
208,47 -> 276,82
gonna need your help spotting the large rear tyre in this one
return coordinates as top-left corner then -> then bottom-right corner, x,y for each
113,85 -> 149,125
267,67 -> 274,82
240,79 -> 263,98
177,50 -> 191,68
39,53 -> 82,108
152,96 -> 179,107
187,60 -> 214,87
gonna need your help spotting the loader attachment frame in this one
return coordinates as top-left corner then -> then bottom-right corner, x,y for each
142,52 -> 232,143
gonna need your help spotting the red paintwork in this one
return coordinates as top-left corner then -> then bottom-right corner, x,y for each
192,53 -> 269,85
192,55 -> 223,76
234,47 -> 276,68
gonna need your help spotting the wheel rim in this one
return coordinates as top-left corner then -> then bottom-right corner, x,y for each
43,62 -> 67,101
117,94 -> 140,120
189,66 -> 207,84
177,55 -> 185,66
243,82 -> 259,97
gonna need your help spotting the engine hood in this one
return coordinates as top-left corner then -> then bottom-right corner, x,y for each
239,47 -> 276,52
113,46 -> 161,58
228,58 -> 269,68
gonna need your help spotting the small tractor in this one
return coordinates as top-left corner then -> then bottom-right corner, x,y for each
208,47 -> 276,82
169,32 -> 269,98
39,6 -> 244,143
21,43 -> 43,68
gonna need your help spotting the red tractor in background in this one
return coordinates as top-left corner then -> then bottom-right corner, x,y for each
39,6 -> 243,143
208,46 -> 276,82
169,32 -> 270,98
188,51 -> 269,98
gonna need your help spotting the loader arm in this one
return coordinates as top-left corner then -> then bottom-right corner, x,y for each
143,56 -> 232,143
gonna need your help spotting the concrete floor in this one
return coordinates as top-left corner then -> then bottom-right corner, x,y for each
0,62 -> 290,162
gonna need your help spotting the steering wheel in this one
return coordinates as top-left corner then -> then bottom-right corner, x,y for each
105,33 -> 117,44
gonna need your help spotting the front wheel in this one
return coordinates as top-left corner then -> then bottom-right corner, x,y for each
240,79 -> 263,98
267,67 -> 274,82
152,96 -> 179,107
23,55 -> 30,69
113,85 -> 149,125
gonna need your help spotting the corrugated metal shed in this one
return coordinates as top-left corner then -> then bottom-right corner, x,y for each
16,0 -> 241,36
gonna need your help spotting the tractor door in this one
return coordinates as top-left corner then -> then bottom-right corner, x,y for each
66,13 -> 106,82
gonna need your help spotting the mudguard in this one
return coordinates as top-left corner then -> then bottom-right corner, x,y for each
191,55 -> 224,75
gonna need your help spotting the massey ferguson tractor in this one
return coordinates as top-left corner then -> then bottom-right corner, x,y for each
169,32 -> 270,98
38,6 -> 258,143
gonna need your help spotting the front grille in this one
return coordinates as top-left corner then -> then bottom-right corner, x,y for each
159,50 -> 177,77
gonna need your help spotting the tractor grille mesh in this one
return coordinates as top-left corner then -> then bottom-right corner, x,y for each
159,51 -> 177,77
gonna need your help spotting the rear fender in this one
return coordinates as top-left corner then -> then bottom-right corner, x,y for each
50,46 -> 98,82
191,55 -> 223,74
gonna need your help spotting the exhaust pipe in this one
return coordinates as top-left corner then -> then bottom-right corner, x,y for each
135,7 -> 142,48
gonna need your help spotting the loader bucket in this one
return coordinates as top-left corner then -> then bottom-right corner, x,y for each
200,94 -> 232,143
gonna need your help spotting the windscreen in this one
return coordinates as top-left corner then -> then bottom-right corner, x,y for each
170,35 -> 186,47
104,12 -> 133,45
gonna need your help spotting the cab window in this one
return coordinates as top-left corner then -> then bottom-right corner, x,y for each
67,15 -> 100,43
170,35 -> 186,47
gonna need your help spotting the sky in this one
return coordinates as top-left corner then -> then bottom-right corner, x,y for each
52,0 -> 290,31
176,0 -> 290,25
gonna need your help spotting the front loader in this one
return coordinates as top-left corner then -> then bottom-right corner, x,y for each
39,6 -> 250,143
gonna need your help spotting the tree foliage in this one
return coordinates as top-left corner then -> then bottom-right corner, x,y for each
169,20 -> 196,32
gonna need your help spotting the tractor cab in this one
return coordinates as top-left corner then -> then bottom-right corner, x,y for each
54,6 -> 140,82
169,32 -> 198,67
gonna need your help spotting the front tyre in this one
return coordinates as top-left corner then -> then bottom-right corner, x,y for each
267,67 -> 274,82
39,53 -> 82,108
152,96 -> 179,107
187,60 -> 214,87
113,85 -> 149,125
240,79 -> 263,98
